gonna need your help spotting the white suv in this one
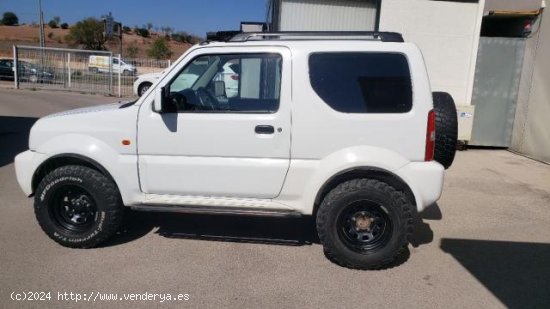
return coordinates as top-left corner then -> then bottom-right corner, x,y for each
15,31 -> 457,269
134,62 -> 240,97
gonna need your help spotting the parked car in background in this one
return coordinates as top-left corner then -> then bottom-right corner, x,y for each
133,62 -> 239,97
0,58 -> 54,83
0,58 -> 15,80
133,72 -> 162,97
18,61 -> 54,83
88,56 -> 137,75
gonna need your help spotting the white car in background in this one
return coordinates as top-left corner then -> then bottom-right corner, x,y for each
133,72 -> 162,97
88,56 -> 137,75
133,62 -> 239,97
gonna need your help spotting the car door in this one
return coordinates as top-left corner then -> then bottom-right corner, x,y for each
137,46 -> 291,199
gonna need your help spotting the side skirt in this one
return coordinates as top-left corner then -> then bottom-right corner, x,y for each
131,204 -> 302,218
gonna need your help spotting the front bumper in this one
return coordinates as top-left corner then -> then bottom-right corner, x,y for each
394,161 -> 445,212
14,150 -> 47,197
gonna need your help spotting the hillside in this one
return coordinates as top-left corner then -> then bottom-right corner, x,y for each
0,25 -> 193,59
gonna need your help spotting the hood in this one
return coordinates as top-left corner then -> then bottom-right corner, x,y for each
43,102 -> 128,119
29,101 -> 139,152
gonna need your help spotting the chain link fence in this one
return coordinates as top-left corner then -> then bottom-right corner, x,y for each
13,45 -> 170,97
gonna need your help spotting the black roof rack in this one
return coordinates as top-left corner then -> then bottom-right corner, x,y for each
206,31 -> 404,43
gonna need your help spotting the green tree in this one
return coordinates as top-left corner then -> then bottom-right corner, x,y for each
48,16 -> 61,28
1,12 -> 19,26
147,37 -> 172,60
60,22 -> 69,29
65,17 -> 106,50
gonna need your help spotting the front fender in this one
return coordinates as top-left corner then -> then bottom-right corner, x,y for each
33,134 -> 141,205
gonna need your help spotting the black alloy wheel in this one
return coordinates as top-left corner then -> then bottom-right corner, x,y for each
50,185 -> 98,233
337,200 -> 392,254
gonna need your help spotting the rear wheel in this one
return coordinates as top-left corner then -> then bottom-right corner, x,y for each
433,92 -> 458,169
316,179 -> 413,270
34,165 -> 125,248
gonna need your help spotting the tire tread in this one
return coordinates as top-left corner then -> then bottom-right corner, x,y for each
316,179 -> 413,270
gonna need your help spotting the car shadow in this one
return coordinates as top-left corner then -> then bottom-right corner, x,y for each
441,238 -> 550,308
107,204 -> 442,249
410,203 -> 441,247
0,116 -> 38,168
104,211 -> 319,247
103,204 -> 441,269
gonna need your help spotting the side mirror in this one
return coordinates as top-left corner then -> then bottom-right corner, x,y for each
153,86 -> 172,113
153,87 -> 164,112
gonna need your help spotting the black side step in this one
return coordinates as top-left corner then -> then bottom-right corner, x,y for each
131,204 -> 302,218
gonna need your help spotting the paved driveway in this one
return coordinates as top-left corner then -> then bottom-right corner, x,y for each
1,88 -> 549,308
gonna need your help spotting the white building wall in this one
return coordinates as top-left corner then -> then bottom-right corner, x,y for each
379,0 -> 485,106
280,0 -> 378,31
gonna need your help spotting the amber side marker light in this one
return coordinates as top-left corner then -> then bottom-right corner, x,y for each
122,139 -> 131,146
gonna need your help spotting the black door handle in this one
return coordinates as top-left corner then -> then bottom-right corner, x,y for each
255,125 -> 275,134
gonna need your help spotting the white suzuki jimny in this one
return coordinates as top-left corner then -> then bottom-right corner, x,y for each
15,31 -> 458,269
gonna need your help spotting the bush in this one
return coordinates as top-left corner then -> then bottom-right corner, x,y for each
147,37 -> 172,60
1,12 -> 19,26
71,70 -> 83,78
48,20 -> 58,28
171,31 -> 201,44
122,26 -> 131,34
60,23 -> 69,29
135,28 -> 149,38
126,43 -> 139,58
47,32 -> 54,39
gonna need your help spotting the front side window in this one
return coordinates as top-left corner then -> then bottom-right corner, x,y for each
165,53 -> 281,113
309,53 -> 412,113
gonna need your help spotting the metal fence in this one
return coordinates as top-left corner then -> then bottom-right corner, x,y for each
13,45 -> 170,97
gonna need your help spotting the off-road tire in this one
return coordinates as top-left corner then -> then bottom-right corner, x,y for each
34,165 -> 124,248
433,92 -> 458,169
316,179 -> 414,270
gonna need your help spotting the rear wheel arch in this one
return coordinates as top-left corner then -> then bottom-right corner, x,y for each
31,154 -> 117,195
313,167 -> 417,217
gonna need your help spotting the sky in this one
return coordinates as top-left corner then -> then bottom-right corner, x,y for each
0,0 -> 268,36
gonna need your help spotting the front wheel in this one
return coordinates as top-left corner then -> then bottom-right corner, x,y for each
316,179 -> 413,269
138,82 -> 152,97
34,165 -> 125,248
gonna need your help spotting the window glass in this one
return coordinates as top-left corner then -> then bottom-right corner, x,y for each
166,53 -> 281,113
309,53 -> 412,113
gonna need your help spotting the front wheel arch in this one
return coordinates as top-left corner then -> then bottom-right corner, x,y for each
32,154 -> 118,195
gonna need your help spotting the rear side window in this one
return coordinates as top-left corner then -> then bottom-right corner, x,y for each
309,53 -> 412,113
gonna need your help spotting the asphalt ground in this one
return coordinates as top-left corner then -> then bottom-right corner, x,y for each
1,87 -> 549,308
